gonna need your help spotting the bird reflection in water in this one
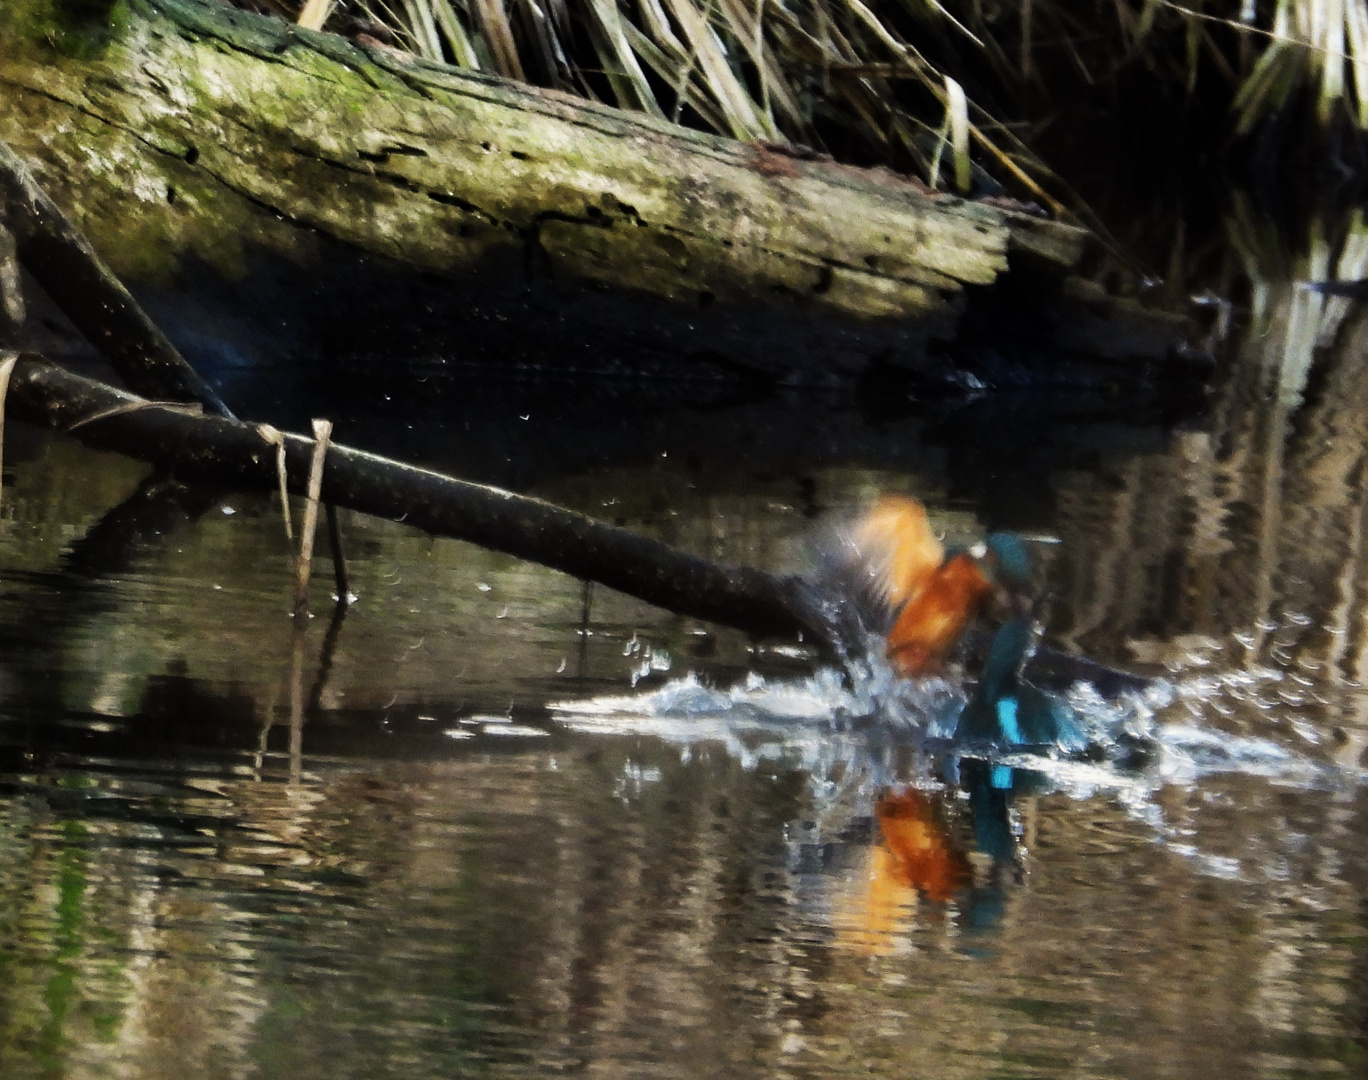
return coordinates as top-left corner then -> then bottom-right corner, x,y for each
834,768 -> 1035,954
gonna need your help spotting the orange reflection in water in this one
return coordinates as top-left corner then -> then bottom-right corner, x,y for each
876,789 -> 971,902
835,788 -> 971,955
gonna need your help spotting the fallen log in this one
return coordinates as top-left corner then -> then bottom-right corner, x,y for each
8,352 -> 839,646
0,0 -> 1173,390
0,0 -> 1079,303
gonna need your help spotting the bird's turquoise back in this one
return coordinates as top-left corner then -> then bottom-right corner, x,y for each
956,616 -> 1083,749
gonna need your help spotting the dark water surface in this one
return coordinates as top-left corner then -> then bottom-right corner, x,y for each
5,243 -> 1368,1078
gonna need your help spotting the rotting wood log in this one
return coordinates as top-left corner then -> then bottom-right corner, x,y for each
8,352 -> 841,646
0,137 -> 233,417
0,0 -> 1109,387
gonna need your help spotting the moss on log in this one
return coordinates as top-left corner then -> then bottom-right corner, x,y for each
0,0 -> 1086,357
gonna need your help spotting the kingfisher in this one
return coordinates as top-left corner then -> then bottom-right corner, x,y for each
848,495 -> 1034,676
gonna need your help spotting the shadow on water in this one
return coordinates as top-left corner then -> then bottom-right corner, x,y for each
6,203 -> 1368,1078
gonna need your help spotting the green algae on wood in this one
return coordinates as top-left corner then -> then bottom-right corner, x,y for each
0,0 -> 1084,326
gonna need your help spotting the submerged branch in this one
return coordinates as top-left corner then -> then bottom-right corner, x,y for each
0,138 -> 233,418
8,354 -> 837,648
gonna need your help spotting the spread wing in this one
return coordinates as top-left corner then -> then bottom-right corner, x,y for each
848,495 -> 945,615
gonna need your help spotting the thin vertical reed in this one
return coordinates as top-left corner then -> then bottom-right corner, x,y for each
297,0 -> 336,30
0,352 -> 15,535
326,502 -> 351,605
294,419 -> 333,617
257,424 -> 295,543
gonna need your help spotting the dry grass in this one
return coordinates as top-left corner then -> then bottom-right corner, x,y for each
1223,199 -> 1368,403
234,0 -> 1032,202
1104,0 -> 1368,132
226,0 -> 1368,211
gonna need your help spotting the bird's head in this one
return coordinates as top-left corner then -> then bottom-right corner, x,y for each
967,531 -> 1036,616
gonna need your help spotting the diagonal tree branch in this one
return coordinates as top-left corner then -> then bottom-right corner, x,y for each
0,138 -> 234,418
7,352 -> 840,648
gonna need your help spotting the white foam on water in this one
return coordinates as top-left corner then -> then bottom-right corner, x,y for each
551,657 -> 1357,880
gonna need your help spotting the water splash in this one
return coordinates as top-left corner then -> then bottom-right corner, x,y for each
551,654 -> 1355,880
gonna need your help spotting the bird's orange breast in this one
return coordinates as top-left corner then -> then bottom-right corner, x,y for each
885,552 -> 993,676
